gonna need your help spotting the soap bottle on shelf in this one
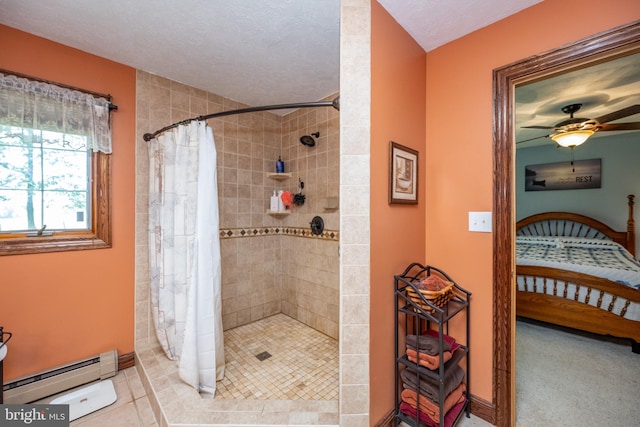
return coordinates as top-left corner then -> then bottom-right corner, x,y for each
277,190 -> 285,211
270,191 -> 279,211
276,156 -> 284,173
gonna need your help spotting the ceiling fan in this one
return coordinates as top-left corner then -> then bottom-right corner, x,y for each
517,103 -> 640,147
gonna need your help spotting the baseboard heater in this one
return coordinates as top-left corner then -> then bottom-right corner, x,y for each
2,349 -> 117,404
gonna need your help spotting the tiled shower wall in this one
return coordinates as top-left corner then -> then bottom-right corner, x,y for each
280,106 -> 340,339
135,70 -> 340,349
134,1 -> 371,424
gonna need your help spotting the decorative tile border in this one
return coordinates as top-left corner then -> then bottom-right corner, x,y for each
220,226 -> 339,241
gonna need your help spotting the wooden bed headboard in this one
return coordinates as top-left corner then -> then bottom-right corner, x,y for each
516,194 -> 635,256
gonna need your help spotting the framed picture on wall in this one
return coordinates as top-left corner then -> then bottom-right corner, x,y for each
389,141 -> 418,204
524,158 -> 601,191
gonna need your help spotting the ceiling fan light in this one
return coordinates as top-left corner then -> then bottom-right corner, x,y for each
550,130 -> 594,147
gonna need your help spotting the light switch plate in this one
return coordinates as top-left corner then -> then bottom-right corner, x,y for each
469,212 -> 492,232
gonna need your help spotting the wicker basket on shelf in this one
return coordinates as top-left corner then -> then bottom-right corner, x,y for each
406,279 -> 454,312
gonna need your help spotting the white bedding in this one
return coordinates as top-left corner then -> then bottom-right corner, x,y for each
516,236 -> 640,289
516,236 -> 640,321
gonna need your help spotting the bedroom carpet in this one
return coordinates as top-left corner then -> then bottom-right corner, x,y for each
516,319 -> 639,426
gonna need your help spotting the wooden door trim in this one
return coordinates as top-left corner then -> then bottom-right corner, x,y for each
492,20 -> 640,427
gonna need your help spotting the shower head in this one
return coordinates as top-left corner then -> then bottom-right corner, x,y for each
300,132 -> 320,147
300,136 -> 315,147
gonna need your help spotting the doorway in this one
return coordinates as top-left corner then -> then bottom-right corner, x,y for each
491,20 -> 640,427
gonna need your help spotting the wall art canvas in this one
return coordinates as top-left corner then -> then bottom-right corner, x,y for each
389,141 -> 418,204
524,158 -> 601,191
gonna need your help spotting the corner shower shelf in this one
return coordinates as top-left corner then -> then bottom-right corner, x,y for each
267,172 -> 292,181
266,210 -> 290,216
266,173 -> 291,216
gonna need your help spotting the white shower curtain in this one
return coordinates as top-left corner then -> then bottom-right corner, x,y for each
148,120 -> 224,396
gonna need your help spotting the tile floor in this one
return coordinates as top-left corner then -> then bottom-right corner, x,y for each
216,314 -> 339,400
136,314 -> 340,426
33,314 -> 493,426
35,366 -> 157,427
40,367 -> 492,427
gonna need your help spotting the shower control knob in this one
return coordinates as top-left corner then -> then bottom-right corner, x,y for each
310,216 -> 324,236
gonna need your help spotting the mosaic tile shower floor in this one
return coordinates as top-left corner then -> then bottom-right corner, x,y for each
216,314 -> 339,400
136,314 -> 340,426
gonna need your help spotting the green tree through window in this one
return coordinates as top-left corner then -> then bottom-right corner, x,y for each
0,126 -> 91,232
0,71 -> 113,255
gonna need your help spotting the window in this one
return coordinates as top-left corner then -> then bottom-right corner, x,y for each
0,71 -> 113,255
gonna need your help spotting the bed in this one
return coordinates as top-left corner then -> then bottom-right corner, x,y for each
516,194 -> 640,353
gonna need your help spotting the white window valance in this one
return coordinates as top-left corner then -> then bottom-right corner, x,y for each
0,72 -> 112,153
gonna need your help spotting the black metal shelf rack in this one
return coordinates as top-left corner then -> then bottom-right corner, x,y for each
393,263 -> 471,427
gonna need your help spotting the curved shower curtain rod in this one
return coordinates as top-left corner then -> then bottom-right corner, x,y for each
143,95 -> 340,142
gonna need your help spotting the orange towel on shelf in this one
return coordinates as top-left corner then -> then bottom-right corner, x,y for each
401,382 -> 466,424
406,348 -> 452,369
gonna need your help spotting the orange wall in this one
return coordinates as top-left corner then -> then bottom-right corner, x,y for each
424,0 -> 640,404
370,0 -> 640,418
0,25 -> 136,381
370,3 -> 426,423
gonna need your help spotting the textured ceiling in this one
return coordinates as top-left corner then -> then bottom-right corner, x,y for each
3,0 -> 636,143
1,0 -> 542,112
377,0 -> 542,52
516,52 -> 640,148
0,0 -> 341,110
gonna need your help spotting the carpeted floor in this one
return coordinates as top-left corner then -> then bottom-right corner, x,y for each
515,319 -> 640,427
